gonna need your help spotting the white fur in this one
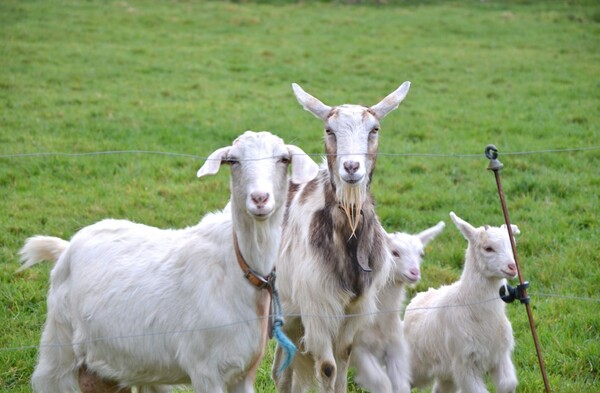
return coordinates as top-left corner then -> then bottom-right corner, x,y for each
19,131 -> 318,393
403,212 -> 519,393
350,221 -> 445,393
18,236 -> 70,272
272,83 -> 410,393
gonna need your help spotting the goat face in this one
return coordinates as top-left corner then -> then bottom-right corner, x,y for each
292,82 -> 410,189
197,131 -> 318,221
450,212 -> 519,280
324,105 -> 380,186
387,221 -> 445,284
387,232 -> 422,284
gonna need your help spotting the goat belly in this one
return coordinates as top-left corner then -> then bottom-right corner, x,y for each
66,261 -> 265,384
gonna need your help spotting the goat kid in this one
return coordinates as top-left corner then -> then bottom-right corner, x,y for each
403,212 -> 519,393
19,131 -> 319,393
351,221 -> 445,393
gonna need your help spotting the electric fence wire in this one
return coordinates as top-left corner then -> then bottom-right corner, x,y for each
1,145 -> 599,161
0,291 -> 598,353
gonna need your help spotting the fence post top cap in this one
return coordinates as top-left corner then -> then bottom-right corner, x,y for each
485,144 -> 504,171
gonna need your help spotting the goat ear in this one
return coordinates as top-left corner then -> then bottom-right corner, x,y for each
369,81 -> 411,119
501,224 -> 521,236
418,221 -> 445,247
197,146 -> 230,178
449,212 -> 476,241
287,145 -> 320,184
292,83 -> 332,121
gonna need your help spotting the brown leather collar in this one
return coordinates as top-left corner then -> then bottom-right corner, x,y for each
233,231 -> 274,293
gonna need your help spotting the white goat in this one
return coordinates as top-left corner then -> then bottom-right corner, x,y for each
403,212 -> 519,393
19,131 -> 319,393
272,82 -> 411,393
350,221 -> 446,393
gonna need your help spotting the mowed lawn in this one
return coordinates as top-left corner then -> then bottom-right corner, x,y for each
1,1 -> 598,392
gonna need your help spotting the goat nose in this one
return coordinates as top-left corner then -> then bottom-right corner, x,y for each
251,191 -> 269,207
409,267 -> 420,278
507,263 -> 517,273
343,161 -> 360,175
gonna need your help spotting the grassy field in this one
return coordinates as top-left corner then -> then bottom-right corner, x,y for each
1,0 -> 599,392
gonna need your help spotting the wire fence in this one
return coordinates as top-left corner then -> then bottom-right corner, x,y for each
1,145 -> 599,161
2,145 -> 598,355
1,291 -> 598,353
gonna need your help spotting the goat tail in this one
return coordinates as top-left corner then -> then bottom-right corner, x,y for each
17,235 -> 70,272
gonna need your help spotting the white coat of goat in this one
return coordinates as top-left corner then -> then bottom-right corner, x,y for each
272,82 -> 411,393
403,212 -> 519,393
350,221 -> 445,393
19,131 -> 319,393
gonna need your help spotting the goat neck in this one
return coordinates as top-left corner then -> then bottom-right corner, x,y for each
458,246 -> 510,313
230,198 -> 283,278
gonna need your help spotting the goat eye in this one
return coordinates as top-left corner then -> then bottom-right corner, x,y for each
370,127 -> 380,134
279,156 -> 291,165
325,128 -> 333,135
392,250 -> 400,258
484,246 -> 495,253
224,157 -> 239,166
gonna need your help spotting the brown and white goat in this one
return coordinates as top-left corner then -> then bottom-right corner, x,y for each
272,82 -> 411,393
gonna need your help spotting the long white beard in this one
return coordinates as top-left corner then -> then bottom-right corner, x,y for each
337,182 -> 366,238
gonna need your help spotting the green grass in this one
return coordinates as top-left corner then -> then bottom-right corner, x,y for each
1,0 -> 599,392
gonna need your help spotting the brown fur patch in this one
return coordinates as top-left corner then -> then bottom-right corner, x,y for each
286,181 -> 300,208
363,108 -> 375,120
327,107 -> 339,120
243,290 -> 271,385
366,108 -> 378,118
284,181 -> 301,227
78,365 -> 130,393
366,126 -> 379,185
324,136 -> 337,182
308,182 -> 386,298
298,177 -> 318,205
